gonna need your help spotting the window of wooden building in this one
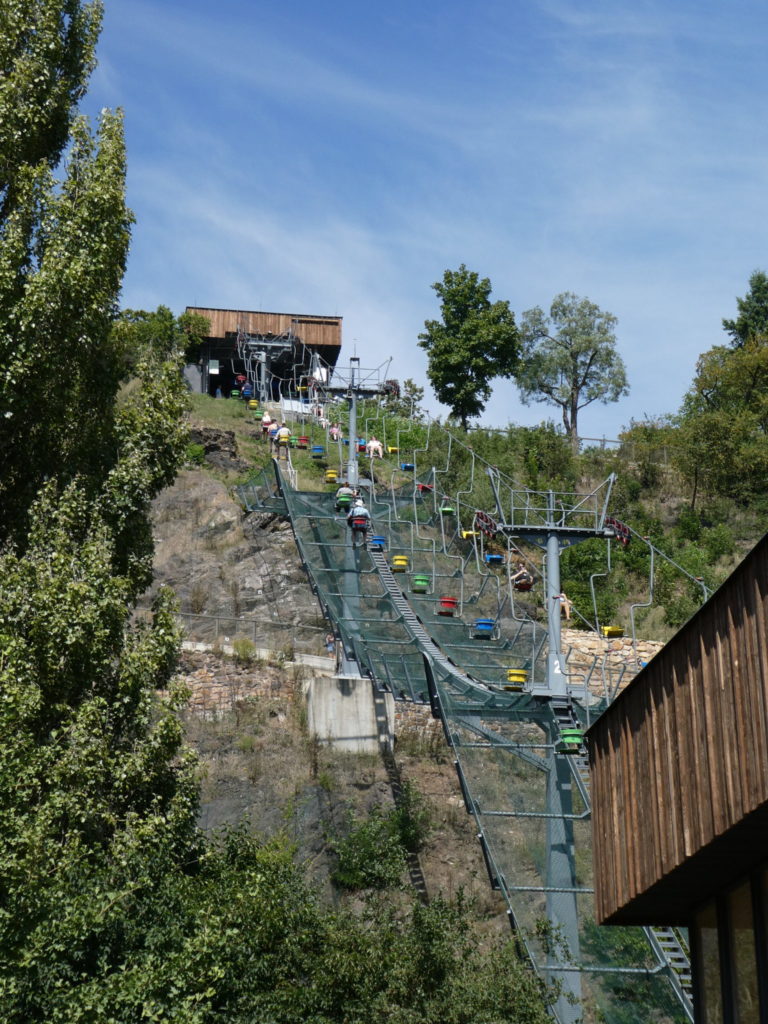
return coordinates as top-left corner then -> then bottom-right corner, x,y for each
694,900 -> 723,1023
691,870 -> 768,1023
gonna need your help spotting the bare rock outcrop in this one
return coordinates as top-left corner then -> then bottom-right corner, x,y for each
188,426 -> 250,471
147,469 -> 323,639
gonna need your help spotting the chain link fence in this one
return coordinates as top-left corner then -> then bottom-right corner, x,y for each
135,609 -> 328,657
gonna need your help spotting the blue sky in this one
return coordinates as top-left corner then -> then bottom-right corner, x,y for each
85,0 -> 768,439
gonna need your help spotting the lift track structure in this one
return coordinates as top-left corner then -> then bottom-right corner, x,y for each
235,382 -> 700,1024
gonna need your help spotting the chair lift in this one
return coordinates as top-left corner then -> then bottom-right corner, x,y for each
411,573 -> 430,594
555,727 -> 584,755
504,667 -> 529,692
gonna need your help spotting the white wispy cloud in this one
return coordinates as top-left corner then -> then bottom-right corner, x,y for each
99,0 -> 768,437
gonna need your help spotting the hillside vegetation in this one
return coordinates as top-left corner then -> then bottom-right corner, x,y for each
187,384 -> 767,645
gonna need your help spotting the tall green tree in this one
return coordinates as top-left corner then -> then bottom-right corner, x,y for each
517,292 -> 629,452
0,0 -> 102,216
113,305 -> 210,371
0,0 -> 133,546
0,1 -> 197,1014
418,264 -> 519,429
675,336 -> 768,505
674,269 -> 768,505
722,269 -> 768,348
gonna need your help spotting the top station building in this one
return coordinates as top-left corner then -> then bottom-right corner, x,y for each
185,306 -> 343,399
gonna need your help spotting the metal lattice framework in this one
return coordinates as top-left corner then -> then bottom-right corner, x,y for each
235,405 -> 702,1024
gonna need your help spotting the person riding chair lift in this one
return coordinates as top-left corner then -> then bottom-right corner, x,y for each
335,481 -> 355,513
347,497 -> 371,545
275,422 -> 291,459
511,561 -> 534,592
366,436 -> 383,458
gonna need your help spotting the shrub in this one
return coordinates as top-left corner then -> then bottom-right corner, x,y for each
392,780 -> 432,854
185,441 -> 206,465
701,522 -> 736,562
331,807 -> 406,890
236,733 -> 258,753
232,635 -> 257,665
663,591 -> 701,629
188,581 -> 208,614
676,505 -> 701,542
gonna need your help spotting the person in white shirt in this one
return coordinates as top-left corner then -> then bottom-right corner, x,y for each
366,436 -> 383,458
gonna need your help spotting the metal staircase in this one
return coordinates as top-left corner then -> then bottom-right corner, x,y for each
368,545 -> 470,688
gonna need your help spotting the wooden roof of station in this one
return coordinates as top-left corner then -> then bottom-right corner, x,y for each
186,307 -> 342,350
589,534 -> 768,925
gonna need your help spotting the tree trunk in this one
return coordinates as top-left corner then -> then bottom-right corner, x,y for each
563,405 -> 579,454
569,394 -> 580,454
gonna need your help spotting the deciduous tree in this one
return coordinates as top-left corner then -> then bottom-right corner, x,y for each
676,337 -> 768,505
517,292 -> 629,452
675,270 -> 768,504
418,264 -> 519,429
0,2 -> 198,1014
0,0 -> 132,545
113,305 -> 210,368
722,269 -> 768,348
0,0 -> 102,216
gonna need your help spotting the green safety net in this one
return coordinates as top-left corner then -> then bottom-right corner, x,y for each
235,467 -> 287,515
243,462 -> 690,1024
438,700 -> 689,1024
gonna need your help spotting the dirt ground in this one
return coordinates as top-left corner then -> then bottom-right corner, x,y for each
179,658 -> 509,929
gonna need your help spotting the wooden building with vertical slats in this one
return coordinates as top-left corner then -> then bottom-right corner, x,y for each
185,306 -> 342,396
589,533 -> 768,1022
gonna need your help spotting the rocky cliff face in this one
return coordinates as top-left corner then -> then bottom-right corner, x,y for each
147,467 -> 325,637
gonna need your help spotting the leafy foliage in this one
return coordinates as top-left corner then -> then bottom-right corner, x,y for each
581,920 -> 671,1024
671,271 -> 768,506
113,304 -> 210,368
392,779 -> 432,854
418,264 -> 519,429
518,293 -> 629,450
0,107 -> 132,544
382,376 -> 426,420
0,0 -> 103,210
0,481 -> 201,1021
675,335 -> 768,504
331,805 -> 408,890
560,538 -> 625,628
722,268 -> 768,347
330,783 -> 430,889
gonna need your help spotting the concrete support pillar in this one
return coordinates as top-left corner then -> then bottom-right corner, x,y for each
305,674 -> 393,754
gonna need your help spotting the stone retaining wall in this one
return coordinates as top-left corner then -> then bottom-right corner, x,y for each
176,627 -> 666,728
562,627 -> 664,692
175,650 -> 296,718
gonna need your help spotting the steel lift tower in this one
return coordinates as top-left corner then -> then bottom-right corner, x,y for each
321,357 -> 392,487
475,470 -> 616,1021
